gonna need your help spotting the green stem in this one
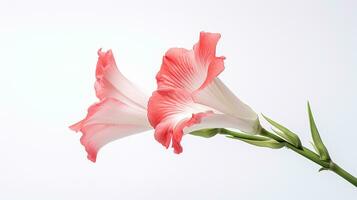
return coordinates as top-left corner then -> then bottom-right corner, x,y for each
260,128 -> 331,168
221,128 -> 357,187
330,163 -> 357,187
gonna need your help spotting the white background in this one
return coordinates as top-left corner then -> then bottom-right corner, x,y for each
0,0 -> 356,199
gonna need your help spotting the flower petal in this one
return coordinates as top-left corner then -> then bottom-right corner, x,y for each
71,50 -> 152,162
147,89 -> 257,153
148,89 -> 214,153
95,49 -> 148,110
193,78 -> 260,133
184,113 -> 256,133
149,32 -> 262,152
156,32 -> 224,92
70,98 -> 151,162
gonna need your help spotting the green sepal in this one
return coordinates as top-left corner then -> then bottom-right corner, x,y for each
319,167 -> 329,172
227,136 -> 284,149
262,114 -> 302,149
220,129 -> 269,141
221,129 -> 283,149
307,102 -> 330,161
309,141 -> 319,154
189,128 -> 220,138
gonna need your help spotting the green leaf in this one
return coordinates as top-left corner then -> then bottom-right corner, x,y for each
189,128 -> 220,138
262,114 -> 302,149
227,136 -> 284,149
307,102 -> 330,161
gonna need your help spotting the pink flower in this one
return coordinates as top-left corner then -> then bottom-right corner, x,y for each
71,32 -> 260,160
70,49 -> 151,162
148,32 -> 260,153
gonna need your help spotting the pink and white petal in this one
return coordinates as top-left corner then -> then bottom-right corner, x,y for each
193,31 -> 221,65
193,78 -> 260,134
79,124 -> 149,162
156,48 -> 203,91
156,32 -> 225,92
172,111 -> 213,153
95,49 -> 148,110
147,89 -> 213,128
148,89 -> 225,153
152,120 -> 174,149
70,98 -> 151,162
193,32 -> 225,89
198,56 -> 225,90
184,113 -> 258,134
151,110 -> 213,154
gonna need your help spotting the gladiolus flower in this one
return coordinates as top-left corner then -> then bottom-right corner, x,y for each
148,32 -> 260,153
67,33 -> 357,188
70,49 -> 151,162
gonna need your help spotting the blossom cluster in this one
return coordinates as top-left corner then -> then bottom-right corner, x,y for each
70,32 -> 260,162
